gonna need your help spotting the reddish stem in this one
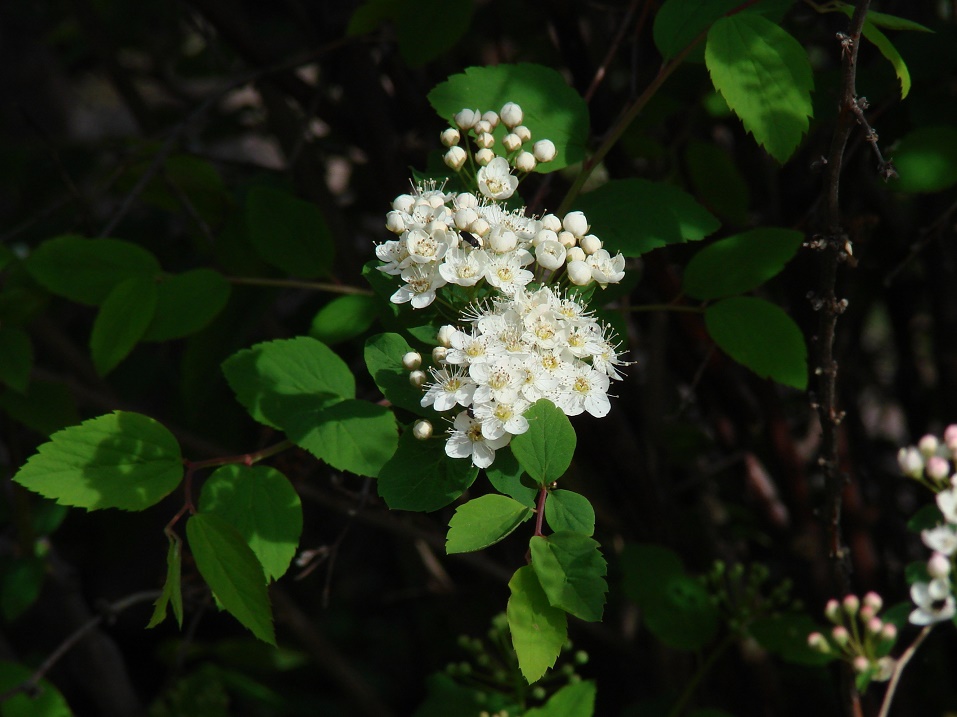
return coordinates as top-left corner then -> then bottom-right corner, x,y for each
534,485 -> 548,537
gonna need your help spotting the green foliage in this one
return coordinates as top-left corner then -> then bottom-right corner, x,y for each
749,614 -> 834,666
0,556 -> 45,621
310,294 -> 378,345
544,490 -> 595,537
0,661 -> 73,717
364,332 -> 432,416
378,430 -> 478,511
530,532 -> 608,622
653,0 -> 792,60
0,381 -> 80,437
148,536 -> 184,629
0,325 -> 32,392
12,411 -> 183,511
142,269 -> 231,342
706,15 -> 813,163
245,187 -> 334,279
524,681 -> 596,717
510,400 -> 577,486
485,448 -> 538,509
90,275 -> 158,375
684,141 -> 749,225
892,126 -> 957,193
446,494 -> 532,553
507,565 -> 568,683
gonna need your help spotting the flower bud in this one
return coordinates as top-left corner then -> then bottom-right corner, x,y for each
945,424 -> 957,450
454,108 -> 480,130
431,346 -> 448,364
928,552 -> 951,578
514,151 -> 536,173
500,102 -> 523,128
474,119 -> 492,135
919,434 -> 940,457
825,598 -> 842,624
475,148 -> 495,165
437,325 -> 455,348
866,617 -> 883,635
927,456 -> 950,483
541,213 -> 562,232
863,591 -> 883,612
852,656 -> 870,674
503,133 -> 523,153
440,127 -> 461,147
454,208 -> 478,231
859,605 -> 875,622
392,194 -> 415,212
409,370 -> 427,388
475,132 -> 495,149
831,625 -> 849,646
444,146 -> 467,170
874,656 -> 895,682
513,124 -> 532,142
563,211 -> 590,237
842,594 -> 860,616
482,110 -> 499,128
580,234 -> 602,255
385,210 -> 407,234
453,192 -> 478,209
880,623 -> 897,642
533,139 -> 556,163
807,632 -> 831,653
402,351 -> 422,370
567,260 -> 593,286
897,447 -> 924,478
533,228 -> 558,247
535,240 -> 567,271
567,246 -> 586,263
469,218 -> 491,237
412,419 -> 433,440
557,230 -> 577,249
487,227 -> 518,253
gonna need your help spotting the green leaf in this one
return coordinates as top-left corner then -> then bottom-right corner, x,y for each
428,64 -> 589,172
510,400 -> 576,486
148,535 -> 184,629
685,141 -> 749,225
0,325 -> 32,392
907,503 -> 943,532
0,661 -> 73,717
706,15 -> 813,163
90,276 -> 158,376
545,490 -> 595,537
413,673 -> 518,717
705,297 -> 807,389
198,465 -> 303,582
310,294 -> 379,345
222,336 -> 355,429
683,228 -> 804,300
25,235 -> 160,306
378,430 -> 478,511
364,333 -> 431,416
619,543 -> 686,604
0,380 -> 80,437
446,494 -> 532,554
507,565 -> 568,683
245,187 -> 334,278
187,512 -> 276,645
12,411 -> 183,511
142,269 -> 231,342
653,0 -> 792,60
524,681 -> 597,717
530,532 -> 607,622
831,2 -> 933,33
750,614 -> 834,666
485,447 -> 537,509
892,126 -> 957,193
0,556 -> 45,621
574,179 -> 720,257
861,20 -> 911,99
288,398 -> 397,478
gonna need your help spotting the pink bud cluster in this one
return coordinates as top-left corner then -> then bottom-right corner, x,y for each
807,592 -> 897,682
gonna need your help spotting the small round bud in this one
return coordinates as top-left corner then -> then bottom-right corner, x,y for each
563,210 -> 590,237
898,447 -> 925,478
503,133 -> 523,153
863,591 -> 883,612
875,656 -> 895,682
453,192 -> 478,209
574,650 -> 589,665
412,420 -> 433,440
454,108 -> 480,130
533,139 -> 556,163
440,127 -> 461,147
482,110 -> 499,128
500,102 -> 523,128
945,424 -> 957,450
392,194 -> 415,212
487,227 -> 518,253
474,119 -> 492,135
402,351 -> 422,370
919,434 -> 940,457
530,686 -> 547,701
513,151 -> 536,173
928,552 -> 951,578
866,617 -> 883,635
444,146 -> 467,170
454,207 -> 478,230
385,210 -> 406,234
831,625 -> 849,646
437,325 -> 455,348
557,230 -> 577,249
541,213 -> 562,232
432,346 -> 448,363
513,125 -> 532,142
880,623 -> 897,641
825,598 -> 842,623
852,656 -> 870,674
842,594 -> 860,616
567,246 -> 586,263
533,228 -> 558,247
475,132 -> 495,149
567,260 -> 593,286
859,605 -> 875,622
807,632 -> 831,653
579,234 -> 602,255
927,456 -> 950,483
535,240 -> 567,271
469,218 -> 491,237
409,370 -> 427,389
475,148 -> 495,165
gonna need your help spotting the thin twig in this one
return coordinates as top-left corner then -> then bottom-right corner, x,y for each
878,625 -> 934,717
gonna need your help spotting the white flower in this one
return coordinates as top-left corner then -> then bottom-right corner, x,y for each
500,102 -> 523,129
580,234 -> 602,255
533,139 -> 556,163
909,578 -> 956,625
923,525 -> 957,555
375,239 -> 408,275
485,252 -> 534,295
420,366 -> 476,412
455,108 -> 480,130
470,357 -> 525,405
445,410 -> 511,468
535,239 -> 566,271
444,146 -> 467,170
439,247 -> 489,287
556,364 -> 612,418
898,446 -> 925,478
477,157 -> 519,200
405,223 -> 451,264
474,398 -> 531,440
586,249 -> 626,286
390,264 -> 446,309
445,328 -> 494,366
486,226 -> 518,254
938,488 -> 957,524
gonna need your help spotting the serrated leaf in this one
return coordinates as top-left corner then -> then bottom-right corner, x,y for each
198,465 -> 302,582
861,20 -> 911,99
148,535 -> 183,629
142,269 -> 231,342
510,400 -> 576,486
653,0 -> 793,60
574,179 -> 720,257
0,325 -> 32,392
524,681 -> 597,717
187,512 -> 275,645
12,411 -> 183,511
245,187 -> 334,278
486,447 -> 537,509
25,235 -> 160,306
705,297 -> 807,389
288,398 -> 397,478
222,336 -> 355,429
507,565 -> 567,683
544,490 -> 595,537
446,494 -> 532,553
310,294 -> 379,345
378,430 -> 478,511
892,126 -> 957,193
683,228 -> 804,300
0,380 -> 80,437
832,2 -> 933,33
706,15 -> 813,163
364,333 -> 432,416
428,64 -> 589,172
530,532 -> 607,622
90,275 -> 158,376
685,141 -> 749,225
0,661 -> 72,717
750,614 -> 834,666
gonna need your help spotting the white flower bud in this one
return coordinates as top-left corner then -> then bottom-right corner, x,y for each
863,591 -> 883,612
563,210 -> 590,237
898,447 -> 925,478
567,260 -> 593,286
487,227 -> 518,253
444,146 -> 467,171
928,552 -> 951,578
533,139 -> 556,163
580,234 -> 602,255
541,213 -> 562,232
807,632 -> 830,654
454,108 -> 480,130
392,194 -> 415,212
475,132 -> 495,149
475,148 -> 495,165
440,128 -> 461,147
469,218 -> 491,237
919,434 -> 940,457
852,656 -> 869,674
482,110 -> 499,128
431,346 -> 448,363
513,124 -> 532,142
402,351 -> 422,370
567,246 -> 586,263
500,102 -> 523,128
385,210 -> 406,234
409,369 -> 427,388
474,120 -> 492,135
503,133 -> 522,153
514,151 -> 536,173
927,456 -> 951,483
824,599 -> 842,623
453,192 -> 478,209
454,207 -> 478,230
946,425 -> 957,451
557,230 -> 577,248
437,324 -> 455,348
412,419 -> 433,440
535,240 -> 566,270
533,229 -> 557,247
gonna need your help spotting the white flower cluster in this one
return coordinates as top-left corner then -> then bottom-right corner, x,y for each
442,102 -> 556,174
897,426 -> 957,625
419,285 -> 625,468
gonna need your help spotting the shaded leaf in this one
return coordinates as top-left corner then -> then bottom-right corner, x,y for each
653,0 -> 793,60
685,141 -> 749,225
148,535 -> 183,629
90,276 -> 158,376
530,532 -> 607,622
245,187 -> 334,278
142,269 -> 231,342
378,430 -> 478,511
0,380 -> 80,437
524,681 -> 597,717
364,332 -> 432,416
0,661 -> 72,717
310,294 -> 379,345
0,325 -> 32,392
446,494 -> 532,553
486,447 -> 537,509
507,565 -> 567,683
750,614 -> 834,666
892,126 -> 957,193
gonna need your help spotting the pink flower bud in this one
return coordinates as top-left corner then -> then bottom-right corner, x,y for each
831,625 -> 849,646
852,656 -> 870,674
842,594 -> 860,616
927,456 -> 950,483
825,599 -> 842,623
863,591 -> 883,612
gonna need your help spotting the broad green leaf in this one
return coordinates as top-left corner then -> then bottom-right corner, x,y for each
90,276 -> 158,376
222,336 -> 355,429
142,269 -> 231,342
12,411 -> 183,511
510,400 -> 576,486
644,573 -> 719,650
446,494 -> 532,553
0,380 -> 80,437
619,543 -> 685,605
507,565 -> 567,683
750,614 -> 834,666
25,235 -> 160,306
378,430 -> 478,511
148,535 -> 183,628
485,447 -> 537,509
0,325 -> 32,392
524,681 -> 597,717
288,398 -> 397,478
310,294 -> 379,345
706,15 -> 813,163
530,532 -> 607,622
683,228 -> 804,300
653,0 -> 792,60
0,556 -> 45,621
245,187 -> 334,278
685,141 -> 749,225
544,490 -> 595,537
892,126 -> 957,193
861,20 -> 911,99
574,179 -> 720,257
199,465 -> 303,582
364,333 -> 432,416
187,512 -> 275,645
705,297 -> 807,389
428,64 -> 589,172
0,661 -> 72,717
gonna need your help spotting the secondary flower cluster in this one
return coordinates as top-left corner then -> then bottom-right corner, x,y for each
807,593 -> 897,683
419,285 -> 625,468
898,427 -> 957,625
